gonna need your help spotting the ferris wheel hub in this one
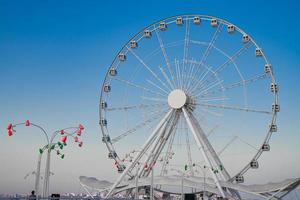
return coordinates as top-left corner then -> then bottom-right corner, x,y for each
168,89 -> 187,109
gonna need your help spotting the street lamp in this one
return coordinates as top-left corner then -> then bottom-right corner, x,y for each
6,120 -> 85,197
169,168 -> 190,200
192,163 -> 210,200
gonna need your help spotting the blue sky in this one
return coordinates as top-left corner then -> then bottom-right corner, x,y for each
0,0 -> 299,195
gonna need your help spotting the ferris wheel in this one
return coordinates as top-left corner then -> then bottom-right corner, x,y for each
99,14 -> 279,199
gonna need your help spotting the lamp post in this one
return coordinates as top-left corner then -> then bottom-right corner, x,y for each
135,164 -> 141,200
192,163 -> 208,200
150,166 -> 154,200
170,168 -> 189,200
6,120 -> 85,198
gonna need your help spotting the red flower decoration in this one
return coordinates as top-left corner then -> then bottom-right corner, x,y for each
60,130 -> 64,135
74,136 -> 79,143
8,130 -> 13,136
78,141 -> 83,147
25,120 -> 30,126
7,123 -> 13,130
79,124 -> 84,130
77,129 -> 81,136
61,136 -> 67,143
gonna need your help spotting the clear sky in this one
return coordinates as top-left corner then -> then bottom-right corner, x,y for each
0,0 -> 299,196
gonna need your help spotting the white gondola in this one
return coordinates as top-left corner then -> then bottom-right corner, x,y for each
118,53 -> 126,61
211,18 -> 218,27
108,151 -> 117,159
227,25 -> 235,33
271,83 -> 278,93
144,29 -> 152,38
130,40 -> 138,49
270,124 -> 277,132
109,68 -> 117,76
99,118 -> 107,126
235,175 -> 244,183
176,17 -> 183,25
159,21 -> 167,30
262,143 -> 270,151
256,48 -> 263,56
243,34 -> 250,43
101,101 -> 107,109
250,160 -> 259,169
193,16 -> 201,24
265,64 -> 272,73
103,84 -> 111,92
102,135 -> 111,143
272,104 -> 280,112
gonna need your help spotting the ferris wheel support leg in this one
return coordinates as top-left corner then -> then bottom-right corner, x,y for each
105,110 -> 173,199
138,113 -> 172,177
188,111 -> 231,180
141,112 -> 181,177
182,107 -> 227,198
186,109 -> 241,200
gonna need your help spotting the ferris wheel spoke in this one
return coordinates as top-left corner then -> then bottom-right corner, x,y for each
218,136 -> 238,156
155,29 -> 177,88
198,45 -> 252,101
199,73 -> 268,98
194,125 -> 220,156
146,79 -> 169,95
188,63 -> 215,94
236,136 -> 259,151
198,96 -> 229,102
185,40 -> 215,91
183,60 -> 194,91
112,77 -> 166,97
206,125 -> 220,137
185,59 -> 198,90
111,108 -> 169,144
191,39 -> 247,83
174,58 -> 181,88
198,107 -> 224,117
214,42 -> 252,76
202,23 -> 224,62
175,59 -> 183,89
127,47 -> 172,91
193,79 -> 224,98
187,24 -> 224,90
183,17 -> 191,65
187,70 -> 209,94
195,103 -> 272,114
158,65 -> 175,91
141,96 -> 167,103
182,18 -> 191,90
106,103 -> 167,112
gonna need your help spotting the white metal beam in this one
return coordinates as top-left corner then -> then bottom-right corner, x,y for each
182,107 -> 226,198
105,109 -> 173,198
142,112 -> 180,177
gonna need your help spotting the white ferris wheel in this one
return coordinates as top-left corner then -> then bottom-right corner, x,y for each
98,14 -> 284,199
